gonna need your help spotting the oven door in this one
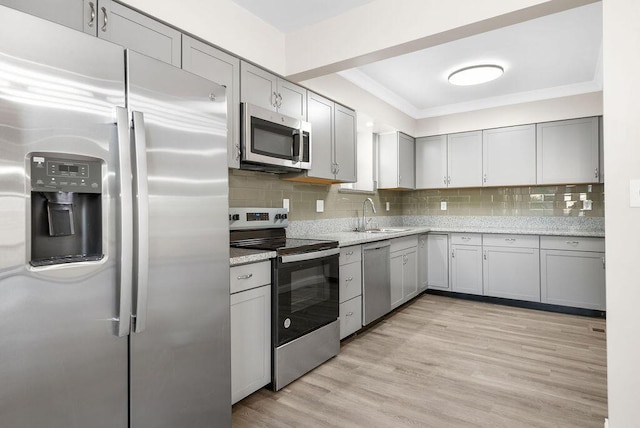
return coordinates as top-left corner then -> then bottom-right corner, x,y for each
274,249 -> 339,347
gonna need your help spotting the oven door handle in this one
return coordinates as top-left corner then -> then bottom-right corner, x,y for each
280,248 -> 340,264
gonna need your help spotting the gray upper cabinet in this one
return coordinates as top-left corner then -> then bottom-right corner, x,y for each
378,132 -> 415,189
415,135 -> 447,189
182,35 -> 240,168
0,0 -> 88,33
240,61 -> 307,120
482,124 -> 536,187
334,104 -> 357,182
447,130 -> 483,188
537,117 -> 600,184
96,1 -> 181,67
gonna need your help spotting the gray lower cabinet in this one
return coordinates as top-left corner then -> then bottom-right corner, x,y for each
240,61 -> 307,120
450,233 -> 483,295
230,261 -> 271,404
483,234 -> 540,302
390,236 -> 418,309
418,234 -> 429,292
427,233 -> 450,290
339,245 -> 362,339
182,35 -> 240,168
540,236 -> 606,310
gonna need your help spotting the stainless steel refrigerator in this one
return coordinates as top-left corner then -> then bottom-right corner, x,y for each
0,6 -> 230,428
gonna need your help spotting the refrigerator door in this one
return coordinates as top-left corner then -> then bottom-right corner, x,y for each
0,7 -> 128,428
126,51 -> 231,428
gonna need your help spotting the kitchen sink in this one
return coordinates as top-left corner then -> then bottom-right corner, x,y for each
361,228 -> 409,234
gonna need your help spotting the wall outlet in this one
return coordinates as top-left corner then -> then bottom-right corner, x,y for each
386,202 -> 390,211
583,199 -> 592,210
441,201 -> 448,210
316,200 -> 324,213
283,198 -> 290,210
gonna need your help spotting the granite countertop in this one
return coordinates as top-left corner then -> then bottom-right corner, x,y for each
291,225 -> 605,247
230,247 -> 276,266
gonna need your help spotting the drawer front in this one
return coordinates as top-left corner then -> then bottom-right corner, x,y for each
340,261 -> 362,303
390,235 -> 418,253
540,236 -> 605,252
482,234 -> 539,249
340,245 -> 362,265
450,233 -> 482,246
340,296 -> 362,339
230,261 -> 271,294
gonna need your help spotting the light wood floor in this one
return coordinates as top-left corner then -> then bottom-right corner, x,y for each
232,294 -> 607,428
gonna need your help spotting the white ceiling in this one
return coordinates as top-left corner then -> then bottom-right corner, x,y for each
232,1 -> 602,120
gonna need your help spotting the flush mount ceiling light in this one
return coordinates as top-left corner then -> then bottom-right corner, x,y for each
448,64 -> 504,86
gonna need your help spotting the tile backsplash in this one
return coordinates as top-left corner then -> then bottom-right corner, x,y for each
228,169 -> 604,221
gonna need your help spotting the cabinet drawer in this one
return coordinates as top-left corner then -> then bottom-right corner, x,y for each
482,234 -> 539,249
540,236 -> 604,252
340,261 -> 362,303
230,261 -> 271,294
451,233 -> 482,246
340,296 -> 362,339
340,245 -> 361,265
390,235 -> 418,253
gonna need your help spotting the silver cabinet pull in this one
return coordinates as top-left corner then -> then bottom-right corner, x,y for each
101,6 -> 108,32
345,277 -> 354,282
346,251 -> 354,256
505,238 -> 516,242
277,93 -> 283,108
602,257 -> 606,269
88,2 -> 96,27
444,176 -> 447,185
272,92 -> 278,108
595,168 -> 599,179
237,273 -> 253,280
451,250 -> 455,258
461,236 -> 471,241
483,250 -> 487,260
335,163 -> 340,174
565,241 -> 580,246
346,312 -> 354,317
447,176 -> 451,185
235,143 -> 240,161
483,173 -> 487,183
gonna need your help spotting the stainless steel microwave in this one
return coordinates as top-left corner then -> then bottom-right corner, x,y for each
240,103 -> 311,172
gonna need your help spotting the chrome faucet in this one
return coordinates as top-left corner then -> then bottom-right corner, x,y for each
361,197 -> 377,231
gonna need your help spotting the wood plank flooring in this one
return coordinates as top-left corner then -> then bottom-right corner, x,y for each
232,294 -> 607,427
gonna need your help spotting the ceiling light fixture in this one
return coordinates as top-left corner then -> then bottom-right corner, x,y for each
448,64 -> 504,86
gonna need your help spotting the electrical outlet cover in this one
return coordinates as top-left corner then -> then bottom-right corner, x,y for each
441,201 -> 447,210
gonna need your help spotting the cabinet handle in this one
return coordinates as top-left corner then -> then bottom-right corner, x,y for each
504,238 -> 516,242
483,173 -> 487,183
565,241 -> 580,246
451,250 -> 455,258
236,273 -> 253,280
483,250 -> 487,260
444,176 -> 447,185
346,312 -> 354,317
272,92 -> 278,108
447,176 -> 451,185
595,168 -> 599,179
235,143 -> 240,161
276,93 -> 282,108
346,251 -> 354,256
335,163 -> 340,174
602,257 -> 606,269
100,6 -> 108,32
461,236 -> 471,241
345,277 -> 353,282
403,255 -> 407,265
88,2 -> 96,27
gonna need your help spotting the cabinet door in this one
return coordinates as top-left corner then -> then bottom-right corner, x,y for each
390,251 -> 404,309
415,135 -> 448,189
306,92 -> 335,180
0,0 -> 91,33
427,234 -> 449,290
334,104 -> 357,183
483,124 -> 536,186
403,249 -> 418,301
339,261 -> 362,303
277,79 -> 307,120
340,296 -> 362,339
240,61 -> 277,111
451,245 -> 483,295
182,36 -> 240,168
541,250 -> 605,310
418,234 -> 428,292
378,133 -> 399,189
537,117 -> 600,184
98,1 -> 181,67
448,131 -> 482,188
483,247 -> 540,302
398,133 -> 415,189
230,285 -> 271,404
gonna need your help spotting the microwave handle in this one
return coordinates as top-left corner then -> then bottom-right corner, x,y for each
292,129 -> 302,163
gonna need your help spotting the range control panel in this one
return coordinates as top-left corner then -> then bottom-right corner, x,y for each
31,155 -> 102,193
229,207 -> 289,230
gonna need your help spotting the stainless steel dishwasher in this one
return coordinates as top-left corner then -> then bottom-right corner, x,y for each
362,241 -> 391,325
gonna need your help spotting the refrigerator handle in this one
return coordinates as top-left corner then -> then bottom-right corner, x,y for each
115,106 -> 133,337
131,111 -> 149,334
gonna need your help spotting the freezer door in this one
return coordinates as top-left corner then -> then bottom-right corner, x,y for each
126,51 -> 231,428
0,7 -> 128,428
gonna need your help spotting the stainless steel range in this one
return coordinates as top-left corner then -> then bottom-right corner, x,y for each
230,208 -> 340,390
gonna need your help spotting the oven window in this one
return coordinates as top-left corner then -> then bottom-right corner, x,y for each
276,255 -> 339,346
252,117 -> 295,160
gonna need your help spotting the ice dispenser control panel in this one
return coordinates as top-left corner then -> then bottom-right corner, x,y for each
31,156 -> 101,193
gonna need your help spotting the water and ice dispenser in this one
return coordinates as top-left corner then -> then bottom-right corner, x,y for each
30,154 -> 103,266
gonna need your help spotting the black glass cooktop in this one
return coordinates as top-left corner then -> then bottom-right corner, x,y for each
230,228 -> 338,255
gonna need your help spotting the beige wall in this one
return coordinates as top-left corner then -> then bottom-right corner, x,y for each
229,169 -> 604,221
603,0 -> 640,425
